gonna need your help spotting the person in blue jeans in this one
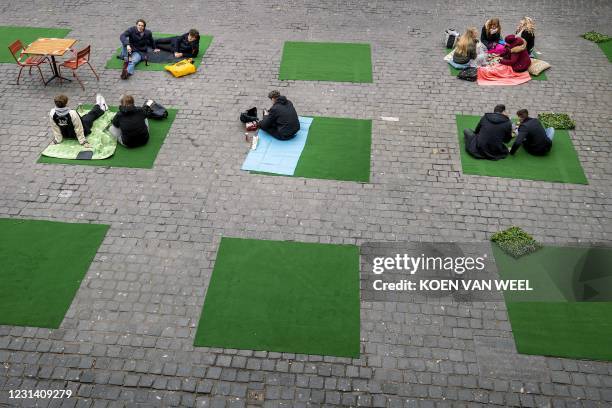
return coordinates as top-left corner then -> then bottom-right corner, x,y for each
119,19 -> 160,79
509,109 -> 553,156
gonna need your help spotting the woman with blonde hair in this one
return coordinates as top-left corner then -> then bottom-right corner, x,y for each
453,27 -> 479,65
516,17 -> 536,54
481,18 -> 502,49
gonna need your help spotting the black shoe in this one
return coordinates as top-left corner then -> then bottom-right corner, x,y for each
116,55 -> 123,60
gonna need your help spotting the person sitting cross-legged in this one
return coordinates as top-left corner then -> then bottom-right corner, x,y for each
464,104 -> 513,160
50,94 -> 108,148
509,109 -> 553,156
257,90 -> 300,141
109,95 -> 149,148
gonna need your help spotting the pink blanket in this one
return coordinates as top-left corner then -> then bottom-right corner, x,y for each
477,64 -> 531,86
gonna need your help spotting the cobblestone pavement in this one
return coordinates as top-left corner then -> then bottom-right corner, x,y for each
1,0 -> 611,406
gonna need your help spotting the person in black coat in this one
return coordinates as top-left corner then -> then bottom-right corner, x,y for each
480,18 -> 502,50
109,95 -> 149,148
258,90 -> 300,141
119,19 -> 160,78
510,109 -> 552,156
464,105 -> 513,160
155,29 -> 200,58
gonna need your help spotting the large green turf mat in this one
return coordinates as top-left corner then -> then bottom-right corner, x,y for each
194,237 -> 361,357
455,115 -> 587,184
0,26 -> 71,63
295,117 -> 371,182
254,117 -> 371,182
493,244 -> 612,361
0,218 -> 109,328
279,41 -> 372,83
105,33 -> 213,71
38,106 -> 177,168
597,40 -> 612,63
444,48 -> 547,80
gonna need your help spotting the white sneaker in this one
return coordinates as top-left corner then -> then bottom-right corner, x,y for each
96,94 -> 108,111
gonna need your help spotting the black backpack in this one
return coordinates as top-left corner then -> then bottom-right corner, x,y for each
143,100 -> 168,119
445,29 -> 459,49
457,67 -> 478,82
240,107 -> 258,123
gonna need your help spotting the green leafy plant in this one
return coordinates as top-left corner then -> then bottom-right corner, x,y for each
538,113 -> 576,130
582,31 -> 611,43
491,226 -> 542,258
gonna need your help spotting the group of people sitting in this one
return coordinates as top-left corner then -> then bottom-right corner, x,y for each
451,16 -> 536,73
118,19 -> 201,79
464,105 -> 554,160
50,94 -> 150,149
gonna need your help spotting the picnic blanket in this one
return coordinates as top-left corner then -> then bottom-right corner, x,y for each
41,109 -> 117,160
241,116 -> 314,175
477,63 -> 531,86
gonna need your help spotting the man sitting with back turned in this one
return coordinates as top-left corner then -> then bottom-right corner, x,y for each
50,94 -> 108,148
258,90 -> 300,141
510,109 -> 553,156
463,104 -> 513,160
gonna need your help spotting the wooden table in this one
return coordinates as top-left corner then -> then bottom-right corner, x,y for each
24,38 -> 77,85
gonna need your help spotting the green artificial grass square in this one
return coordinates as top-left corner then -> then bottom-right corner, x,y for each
455,115 -> 587,184
0,218 -> 109,328
492,244 -> 612,361
253,117 -> 372,182
295,117 -> 371,182
597,40 -> 612,63
279,41 -> 372,83
0,26 -> 71,63
38,105 -> 177,168
444,48 -> 547,80
194,237 -> 361,357
105,33 -> 213,71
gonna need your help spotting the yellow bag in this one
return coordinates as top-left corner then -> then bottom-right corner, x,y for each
164,58 -> 196,77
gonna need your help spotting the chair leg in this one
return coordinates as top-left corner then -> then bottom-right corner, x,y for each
36,65 -> 46,86
87,62 -> 100,81
16,66 -> 24,85
73,70 -> 84,91
28,66 -> 32,75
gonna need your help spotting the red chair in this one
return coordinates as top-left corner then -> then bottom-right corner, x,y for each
8,40 -> 50,85
59,45 -> 99,90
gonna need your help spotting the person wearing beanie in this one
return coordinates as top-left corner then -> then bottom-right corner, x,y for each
257,90 -> 300,141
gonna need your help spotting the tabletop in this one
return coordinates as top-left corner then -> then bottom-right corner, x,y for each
24,38 -> 77,56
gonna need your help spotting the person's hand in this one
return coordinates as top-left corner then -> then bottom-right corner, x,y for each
153,48 -> 161,53
174,52 -> 183,58
126,45 -> 132,53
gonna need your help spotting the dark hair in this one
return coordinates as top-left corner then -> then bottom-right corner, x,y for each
493,104 -> 506,113
54,94 -> 68,108
516,109 -> 529,118
136,19 -> 146,27
268,90 -> 281,99
188,29 -> 199,39
120,95 -> 135,107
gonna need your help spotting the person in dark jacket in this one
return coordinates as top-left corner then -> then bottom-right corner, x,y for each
109,95 -> 149,148
464,104 -> 513,160
119,19 -> 160,78
499,35 -> 531,72
258,90 -> 300,141
515,17 -> 536,55
155,29 -> 200,59
480,18 -> 501,49
510,109 -> 552,156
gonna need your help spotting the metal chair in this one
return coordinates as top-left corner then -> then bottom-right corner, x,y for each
59,45 -> 99,90
8,40 -> 50,85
